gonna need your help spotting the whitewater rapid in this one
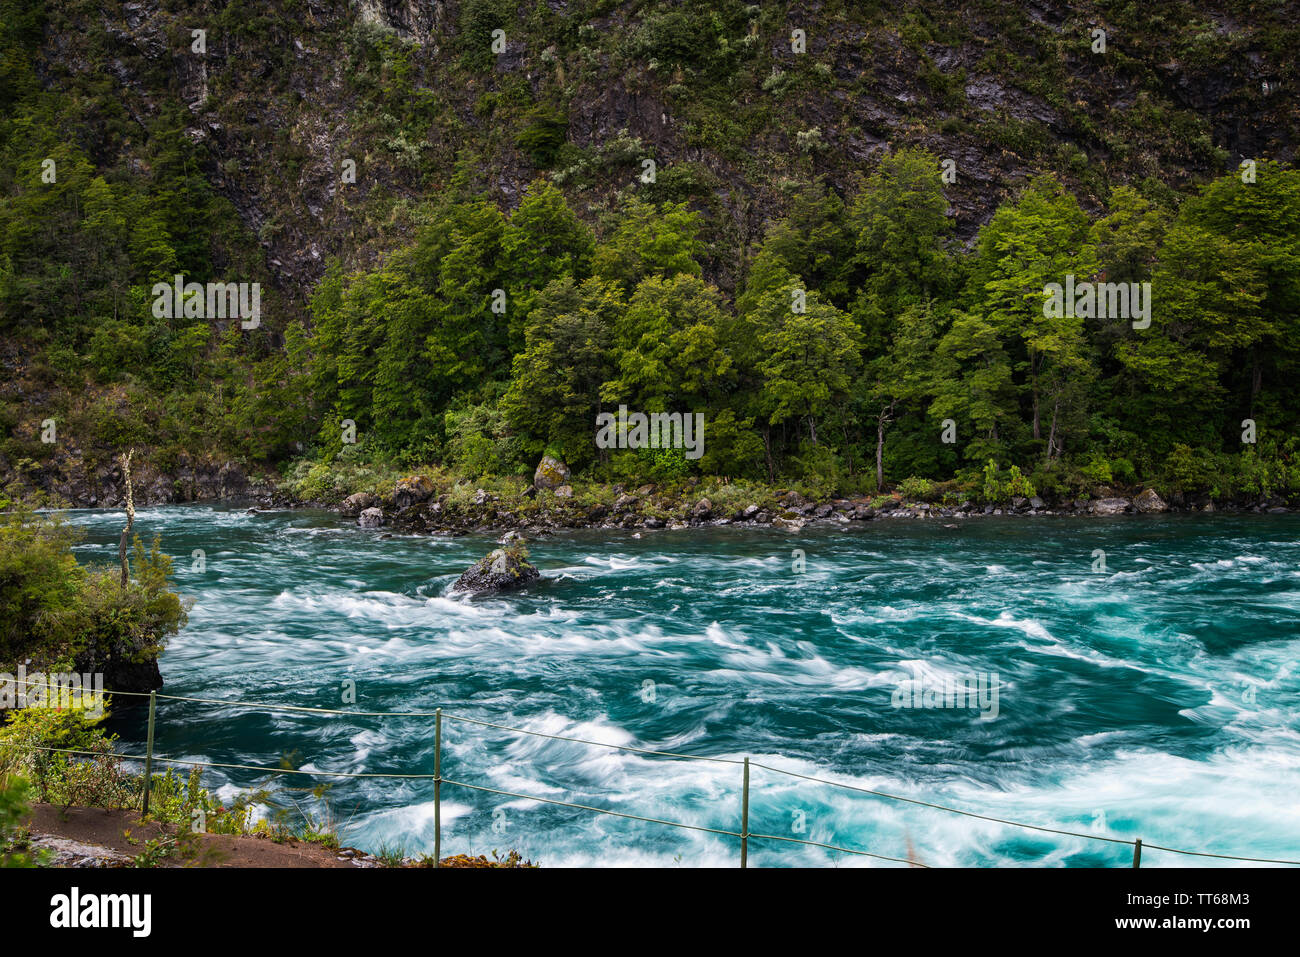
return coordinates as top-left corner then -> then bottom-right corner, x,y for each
61,506 -> 1300,867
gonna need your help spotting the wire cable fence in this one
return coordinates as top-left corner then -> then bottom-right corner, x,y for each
3,681 -> 1298,868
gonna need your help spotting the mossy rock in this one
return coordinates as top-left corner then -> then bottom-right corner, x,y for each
533,456 -> 570,490
453,547 -> 541,595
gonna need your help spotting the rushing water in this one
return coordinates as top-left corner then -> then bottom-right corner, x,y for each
59,505 -> 1300,867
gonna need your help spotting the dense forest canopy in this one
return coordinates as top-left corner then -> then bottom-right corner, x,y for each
305,159 -> 1300,498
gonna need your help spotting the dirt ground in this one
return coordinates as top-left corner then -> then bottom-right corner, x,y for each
21,804 -> 361,868
18,804 -> 536,868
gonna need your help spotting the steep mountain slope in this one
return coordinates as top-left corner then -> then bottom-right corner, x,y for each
1,0 -> 1297,506
34,0 -> 1300,303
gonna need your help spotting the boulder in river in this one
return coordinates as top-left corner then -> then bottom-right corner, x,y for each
1092,497 -> 1131,516
358,507 -> 384,528
454,546 -> 541,595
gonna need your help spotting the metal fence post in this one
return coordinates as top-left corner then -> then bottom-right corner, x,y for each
740,757 -> 750,868
1132,838 -> 1142,868
141,691 -> 156,815
434,707 -> 442,868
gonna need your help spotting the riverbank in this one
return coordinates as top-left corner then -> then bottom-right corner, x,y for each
320,479 -> 1294,536
7,453 -> 1295,534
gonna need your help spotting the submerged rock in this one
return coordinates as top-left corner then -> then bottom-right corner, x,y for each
453,547 -> 541,594
773,512 -> 806,531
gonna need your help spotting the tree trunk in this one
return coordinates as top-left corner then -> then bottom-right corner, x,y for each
1031,353 -> 1041,441
1046,399 -> 1060,462
1250,346 -> 1262,418
875,400 -> 895,492
761,425 -> 776,483
876,421 -> 885,492
117,450 -> 135,588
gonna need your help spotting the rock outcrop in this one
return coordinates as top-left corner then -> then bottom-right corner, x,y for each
341,492 -> 378,515
534,456 -> 570,490
1133,489 -> 1168,513
72,652 -> 163,697
394,476 -> 435,508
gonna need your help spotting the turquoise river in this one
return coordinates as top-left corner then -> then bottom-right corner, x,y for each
61,506 -> 1300,867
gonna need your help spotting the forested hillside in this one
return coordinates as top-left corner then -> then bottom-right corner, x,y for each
1,0 -> 1297,506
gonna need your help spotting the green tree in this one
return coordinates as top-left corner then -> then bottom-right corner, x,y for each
930,307 -> 1020,464
601,273 -> 734,412
502,277 -> 623,466
746,280 -> 859,469
591,198 -> 704,294
847,147 -> 957,353
502,180 -> 593,351
968,174 -> 1098,462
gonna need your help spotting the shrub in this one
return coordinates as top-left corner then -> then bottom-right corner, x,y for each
0,512 -> 186,670
515,108 -> 567,168
1163,444 -> 1215,493
898,475 -> 935,501
979,460 -> 1035,504
444,401 -> 526,478
0,701 -> 130,808
1079,452 -> 1113,486
981,460 -> 1001,504
0,775 -> 35,868
1005,465 -> 1036,499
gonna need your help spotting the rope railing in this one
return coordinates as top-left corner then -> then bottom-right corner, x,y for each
3,679 -> 1297,867
0,742 -> 904,864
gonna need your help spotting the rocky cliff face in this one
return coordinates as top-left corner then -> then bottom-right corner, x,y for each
41,0 -> 1298,308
